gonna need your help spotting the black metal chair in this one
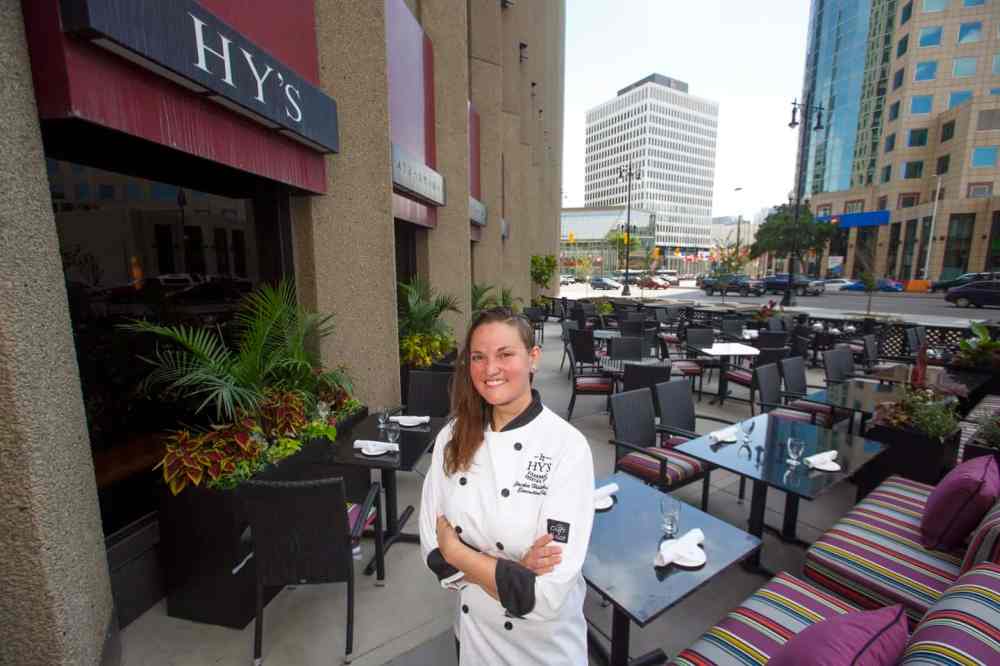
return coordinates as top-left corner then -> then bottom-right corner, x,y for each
609,336 -> 644,362
779,355 -> 846,427
569,328 -> 600,374
721,318 -> 745,340
406,370 -> 452,417
241,476 -> 384,665
754,363 -> 823,425
620,319 -> 646,339
756,330 -> 789,348
623,362 -> 672,415
559,320 -> 579,374
790,334 -> 811,360
822,347 -> 854,385
766,317 -> 784,332
566,344 -> 614,420
523,306 -> 546,345
609,388 -> 713,510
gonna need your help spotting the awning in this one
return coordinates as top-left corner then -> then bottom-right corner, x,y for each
816,210 -> 890,229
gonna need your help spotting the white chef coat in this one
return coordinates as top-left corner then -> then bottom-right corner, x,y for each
419,394 -> 595,666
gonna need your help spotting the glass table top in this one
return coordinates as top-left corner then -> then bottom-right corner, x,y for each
583,473 -> 761,626
866,365 -> 991,394
673,414 -> 888,500
800,380 -> 907,415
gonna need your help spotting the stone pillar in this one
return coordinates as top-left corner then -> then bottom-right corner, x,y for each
0,5 -> 117,665
874,224 -> 891,276
415,0 -> 472,333
468,0 -> 504,288
293,0 -> 401,406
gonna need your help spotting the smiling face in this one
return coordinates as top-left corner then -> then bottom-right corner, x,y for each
468,321 -> 540,408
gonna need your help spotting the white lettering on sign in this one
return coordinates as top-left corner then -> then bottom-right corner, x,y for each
391,144 -> 446,206
190,12 -> 304,124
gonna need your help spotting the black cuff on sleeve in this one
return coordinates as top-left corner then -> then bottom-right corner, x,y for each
495,558 -> 537,617
427,548 -> 461,581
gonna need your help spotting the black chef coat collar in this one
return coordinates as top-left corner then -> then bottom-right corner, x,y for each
491,389 -> 543,432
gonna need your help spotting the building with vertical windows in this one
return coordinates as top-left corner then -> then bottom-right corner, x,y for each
802,0 -> 1000,282
584,74 -> 718,272
1,1 -> 564,662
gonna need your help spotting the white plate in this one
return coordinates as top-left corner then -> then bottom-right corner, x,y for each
710,430 -> 739,443
809,459 -> 842,472
594,495 -> 614,511
659,541 -> 707,568
361,444 -> 392,456
392,416 -> 427,427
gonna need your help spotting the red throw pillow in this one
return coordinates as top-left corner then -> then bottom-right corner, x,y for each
921,455 -> 1000,551
769,605 -> 909,666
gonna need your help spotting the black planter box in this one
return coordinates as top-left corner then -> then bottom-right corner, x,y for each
962,440 -> 1000,463
864,424 -> 960,486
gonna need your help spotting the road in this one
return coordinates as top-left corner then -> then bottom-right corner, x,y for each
558,281 -> 1000,325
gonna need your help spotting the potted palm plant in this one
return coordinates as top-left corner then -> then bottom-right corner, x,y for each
397,276 -> 460,397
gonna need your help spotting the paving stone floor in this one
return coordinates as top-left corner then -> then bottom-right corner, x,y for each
121,321 -> 861,665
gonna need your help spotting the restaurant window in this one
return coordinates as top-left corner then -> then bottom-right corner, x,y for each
942,213 -> 976,279
49,159 -> 283,536
886,223 -> 903,279
900,219 -> 919,279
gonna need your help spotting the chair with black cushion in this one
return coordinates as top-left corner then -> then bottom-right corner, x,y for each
754,363 -> 823,425
822,347 -> 854,385
766,317 -> 784,332
623,362 -> 672,416
522,307 -> 546,345
609,388 -> 713,510
790,334 -> 811,360
609,336 -> 644,362
724,346 -> 790,414
406,370 -> 452,417
569,328 -> 600,374
241,476 -> 384,665
620,320 -> 646,338
779,355 -> 845,428
656,307 -> 683,354
566,344 -> 614,420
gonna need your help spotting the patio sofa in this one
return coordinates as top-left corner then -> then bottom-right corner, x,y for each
670,473 -> 1000,664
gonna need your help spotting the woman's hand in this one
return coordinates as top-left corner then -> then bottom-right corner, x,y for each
520,533 -> 562,574
437,515 -> 463,562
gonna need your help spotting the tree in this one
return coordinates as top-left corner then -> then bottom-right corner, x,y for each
604,229 -> 640,268
642,245 -> 661,273
576,256 -> 593,280
749,203 -> 834,275
530,255 -> 558,292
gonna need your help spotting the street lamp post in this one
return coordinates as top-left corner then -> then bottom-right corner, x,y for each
784,97 -> 825,307
619,162 -> 641,296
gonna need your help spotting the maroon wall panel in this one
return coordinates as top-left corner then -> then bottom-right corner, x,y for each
22,0 -> 326,193
468,102 -> 481,200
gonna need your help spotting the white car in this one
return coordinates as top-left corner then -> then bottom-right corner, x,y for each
823,278 -> 856,291
559,274 -> 575,286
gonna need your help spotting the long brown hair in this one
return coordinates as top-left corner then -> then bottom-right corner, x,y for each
444,308 -> 535,475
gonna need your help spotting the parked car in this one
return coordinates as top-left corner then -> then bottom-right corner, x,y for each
654,269 -> 680,286
702,274 -> 765,297
931,272 -> 1000,293
559,274 -> 575,286
590,277 -> 621,291
822,278 -> 856,291
638,275 -> 669,290
945,280 -> 1000,308
764,273 -> 824,296
842,278 -> 904,293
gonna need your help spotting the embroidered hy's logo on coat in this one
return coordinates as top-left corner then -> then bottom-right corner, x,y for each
513,453 -> 552,496
547,519 -> 570,543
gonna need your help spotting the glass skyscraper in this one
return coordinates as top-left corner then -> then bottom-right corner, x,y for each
800,0 -> 897,195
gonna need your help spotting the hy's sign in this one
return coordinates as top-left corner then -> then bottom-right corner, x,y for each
391,143 -> 445,206
60,0 -> 339,153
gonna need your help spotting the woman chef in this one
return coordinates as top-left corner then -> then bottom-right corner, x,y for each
419,307 -> 595,665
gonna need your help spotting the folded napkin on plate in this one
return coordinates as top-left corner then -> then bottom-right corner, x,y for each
804,450 -> 837,468
389,415 -> 430,424
710,426 -> 740,442
655,528 -> 705,567
594,483 -> 619,502
353,440 -> 400,452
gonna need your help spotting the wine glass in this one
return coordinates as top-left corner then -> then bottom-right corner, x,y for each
377,407 -> 391,429
660,496 -> 680,539
786,437 -> 805,467
385,422 -> 401,445
739,419 -> 755,447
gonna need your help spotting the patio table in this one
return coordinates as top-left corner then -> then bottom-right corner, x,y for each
260,414 -> 446,575
693,342 -> 759,406
593,329 -> 622,341
797,380 -> 907,433
674,413 -> 887,571
862,364 -> 991,395
584,473 -> 760,666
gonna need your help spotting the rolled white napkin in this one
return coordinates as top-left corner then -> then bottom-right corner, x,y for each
389,415 -> 430,425
710,426 -> 739,442
594,483 -> 619,502
804,450 -> 837,468
353,440 -> 400,452
655,528 -> 705,567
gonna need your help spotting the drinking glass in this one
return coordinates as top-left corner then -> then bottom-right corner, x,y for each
786,437 -> 805,467
385,422 -> 401,444
739,419 -> 755,447
377,407 -> 391,429
660,495 -> 680,539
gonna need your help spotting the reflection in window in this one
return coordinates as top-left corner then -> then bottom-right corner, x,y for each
950,90 -> 973,109
942,120 -> 956,141
911,95 -> 933,114
904,161 -> 924,178
972,146 -> 998,167
894,68 -> 905,90
902,1 -> 913,23
915,61 -> 938,81
922,0 -> 948,9
886,223 -> 902,279
958,22 -> 982,43
919,26 -> 943,46
994,54 -> 1000,75
889,101 -> 900,121
964,0 -> 985,6
900,219 -> 919,280
943,214 -> 975,280
885,133 -> 896,152
908,128 -> 928,147
75,183 -> 90,201
953,57 -> 977,77
882,164 -> 893,183
937,154 -> 950,174
897,35 -> 910,57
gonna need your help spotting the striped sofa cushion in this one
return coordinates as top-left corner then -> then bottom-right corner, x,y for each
618,447 -> 705,486
961,498 -> 1000,573
671,573 -> 859,666
804,476 -> 963,626
900,562 -> 1000,665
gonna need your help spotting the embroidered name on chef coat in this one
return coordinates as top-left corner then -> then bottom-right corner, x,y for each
513,452 -> 552,496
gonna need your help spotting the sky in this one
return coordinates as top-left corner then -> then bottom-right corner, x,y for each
561,0 -> 812,221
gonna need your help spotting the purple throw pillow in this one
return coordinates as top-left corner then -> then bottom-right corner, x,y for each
769,605 -> 909,666
921,455 -> 1000,551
